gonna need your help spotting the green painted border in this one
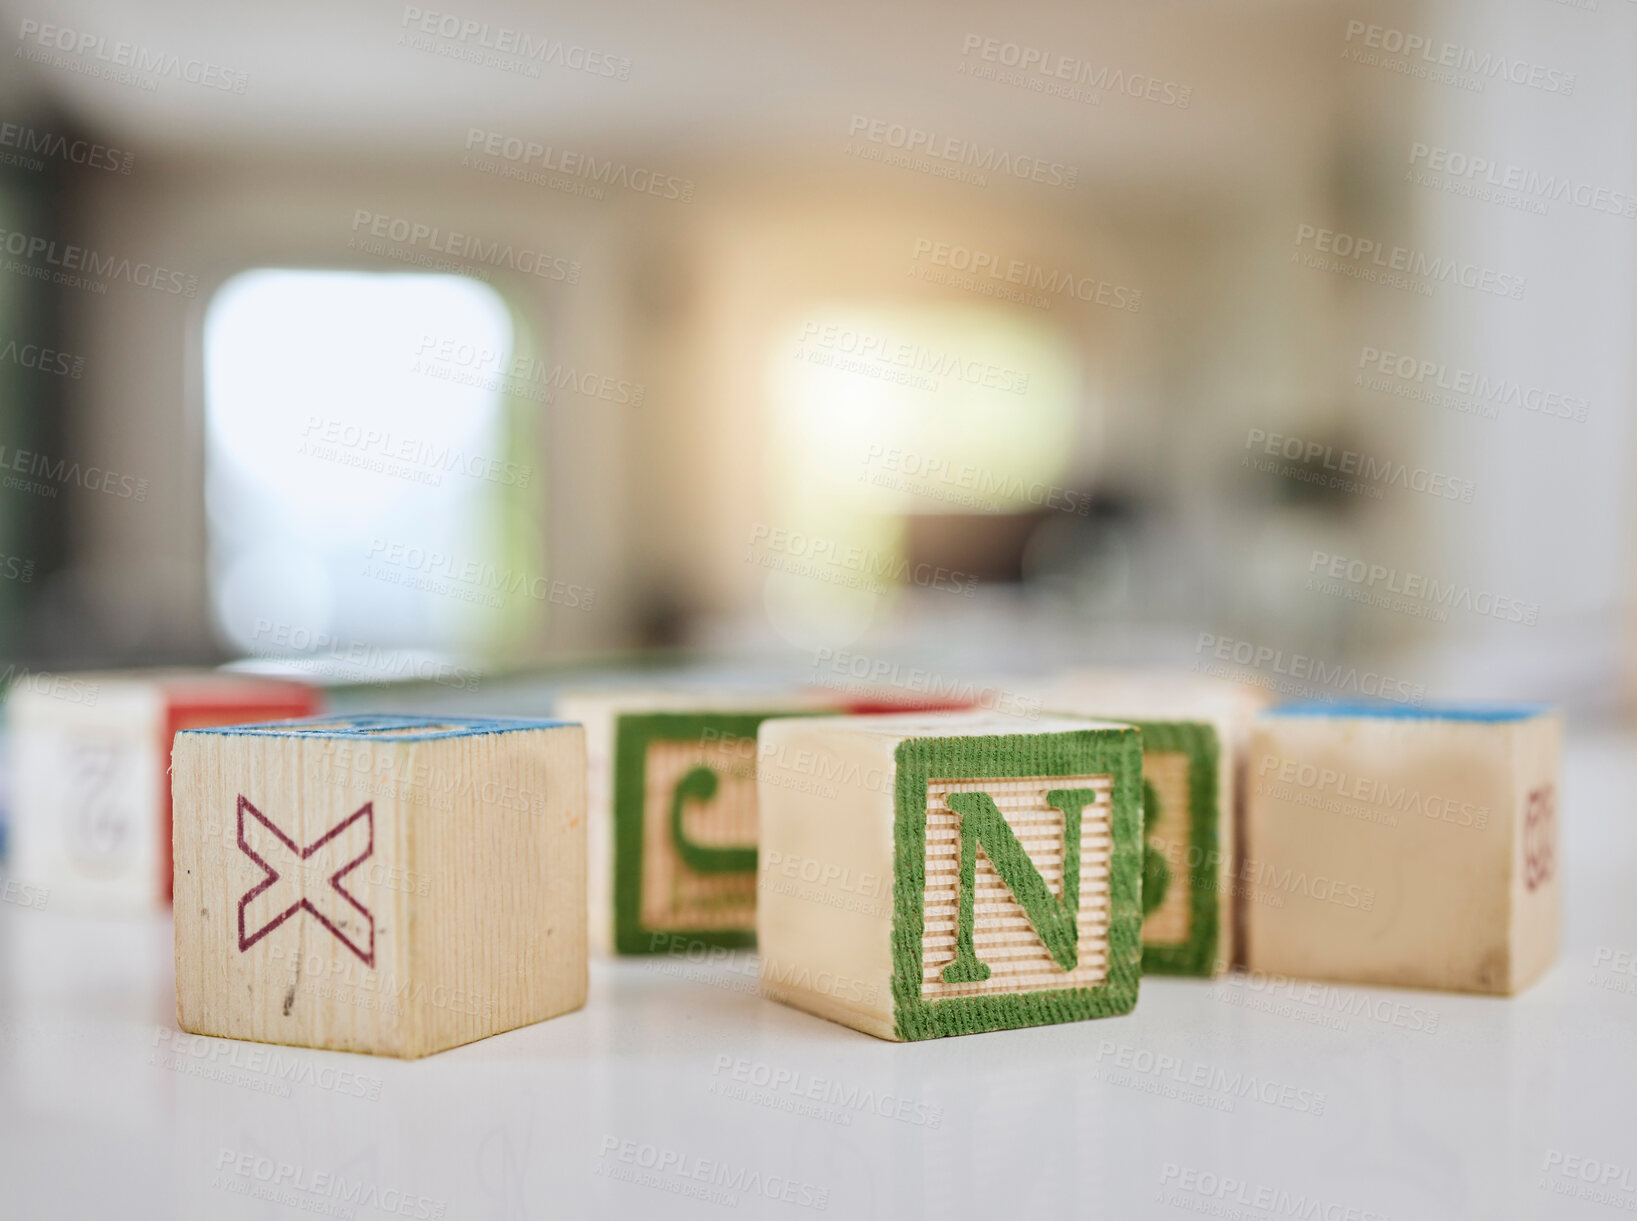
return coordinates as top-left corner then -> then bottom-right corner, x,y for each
1122,720 -> 1221,977
612,710 -> 794,955
890,727 -> 1143,1041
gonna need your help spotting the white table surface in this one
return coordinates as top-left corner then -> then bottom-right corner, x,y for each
2,723 -> 1634,1221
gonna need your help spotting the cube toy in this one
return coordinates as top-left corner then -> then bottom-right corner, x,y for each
1029,670 -> 1266,976
6,670 -> 319,912
1244,702 -> 1561,995
554,689 -> 834,955
757,711 -> 1143,1041
556,687 -> 972,956
172,714 -> 586,1058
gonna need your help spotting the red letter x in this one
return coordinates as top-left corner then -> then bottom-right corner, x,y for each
237,795 -> 375,966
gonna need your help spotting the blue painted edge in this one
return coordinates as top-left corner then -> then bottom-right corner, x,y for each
177,713 -> 576,741
1266,700 -> 1550,723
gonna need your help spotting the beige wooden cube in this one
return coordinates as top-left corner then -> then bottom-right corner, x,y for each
6,670 -> 319,912
1244,703 -> 1561,995
757,711 -> 1143,1041
1029,669 -> 1266,976
173,714 -> 586,1057
554,687 -> 840,955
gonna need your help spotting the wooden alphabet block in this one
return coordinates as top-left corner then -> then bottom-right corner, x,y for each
172,714 -> 586,1058
756,711 -> 1143,1040
7,670 -> 319,912
558,684 -> 967,957
560,685 -> 980,956
1244,702 -> 1561,994
1029,669 -> 1266,976
555,688 -> 840,955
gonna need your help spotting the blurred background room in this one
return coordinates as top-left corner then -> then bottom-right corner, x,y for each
0,0 -> 1630,717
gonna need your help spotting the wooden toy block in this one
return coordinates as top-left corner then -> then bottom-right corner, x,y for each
172,714 -> 586,1058
561,686 -> 980,956
1243,702 -> 1561,995
555,688 -> 842,955
1029,669 -> 1267,976
756,711 -> 1143,1040
6,670 -> 319,912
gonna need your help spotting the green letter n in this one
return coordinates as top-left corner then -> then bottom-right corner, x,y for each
940,788 -> 1099,983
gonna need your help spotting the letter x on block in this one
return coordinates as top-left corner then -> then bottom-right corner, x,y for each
237,795 -> 375,965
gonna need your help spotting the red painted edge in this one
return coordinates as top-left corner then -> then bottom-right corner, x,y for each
160,684 -> 322,903
837,699 -> 976,715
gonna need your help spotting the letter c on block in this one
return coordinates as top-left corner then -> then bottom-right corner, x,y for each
669,766 -> 757,874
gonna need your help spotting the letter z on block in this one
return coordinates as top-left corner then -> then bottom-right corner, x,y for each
755,712 -> 1143,1040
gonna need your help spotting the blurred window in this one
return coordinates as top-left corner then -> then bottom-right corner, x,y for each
761,304 -> 1083,633
772,304 -> 1084,525
202,270 -> 523,665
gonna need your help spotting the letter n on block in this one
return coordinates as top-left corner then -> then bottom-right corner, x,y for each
754,714 -> 1143,1040
897,724 -> 1144,1037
